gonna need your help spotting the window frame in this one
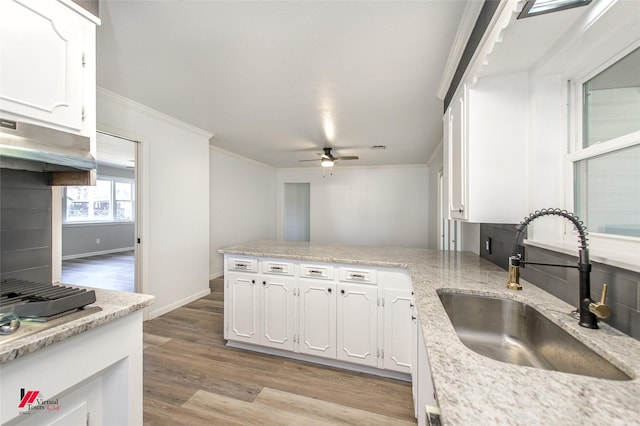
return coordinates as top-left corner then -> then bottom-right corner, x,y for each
63,175 -> 135,225
565,41 -> 640,263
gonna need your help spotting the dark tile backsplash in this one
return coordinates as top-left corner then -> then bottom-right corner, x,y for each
0,169 -> 52,283
480,223 -> 640,340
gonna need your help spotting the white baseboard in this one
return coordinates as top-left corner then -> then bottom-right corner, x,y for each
209,270 -> 224,280
62,247 -> 135,261
226,341 -> 411,382
147,288 -> 211,320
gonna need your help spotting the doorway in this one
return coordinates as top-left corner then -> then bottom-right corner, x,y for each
61,132 -> 139,292
284,183 -> 310,242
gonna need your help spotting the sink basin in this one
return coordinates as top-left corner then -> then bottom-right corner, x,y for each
438,292 -> 631,381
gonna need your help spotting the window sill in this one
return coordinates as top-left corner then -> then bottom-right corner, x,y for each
63,221 -> 134,227
524,239 -> 640,274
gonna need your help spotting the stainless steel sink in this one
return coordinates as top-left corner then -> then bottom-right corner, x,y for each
438,292 -> 631,381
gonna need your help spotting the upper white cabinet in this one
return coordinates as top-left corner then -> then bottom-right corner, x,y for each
444,72 -> 529,223
0,0 -> 98,136
445,85 -> 467,220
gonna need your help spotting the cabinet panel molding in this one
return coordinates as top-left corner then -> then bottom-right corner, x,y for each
0,0 -> 94,132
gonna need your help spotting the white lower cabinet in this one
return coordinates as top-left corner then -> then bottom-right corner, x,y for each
224,256 -> 422,379
226,269 -> 297,350
416,315 -> 438,426
336,283 -> 378,367
298,278 -> 337,359
1,311 -> 144,425
261,275 -> 296,351
225,257 -> 414,373
227,272 -> 260,344
382,288 -> 414,374
224,254 -> 437,421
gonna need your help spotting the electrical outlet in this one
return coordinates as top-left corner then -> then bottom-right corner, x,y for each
485,238 -> 492,254
96,238 -> 101,244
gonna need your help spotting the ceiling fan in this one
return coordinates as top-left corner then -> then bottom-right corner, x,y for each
298,147 -> 359,168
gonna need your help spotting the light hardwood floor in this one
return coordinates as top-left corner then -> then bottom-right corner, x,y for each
62,250 -> 134,292
143,277 -> 416,425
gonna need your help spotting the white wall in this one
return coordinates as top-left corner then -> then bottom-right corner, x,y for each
210,147 -> 277,278
97,88 -> 211,319
276,166 -> 429,248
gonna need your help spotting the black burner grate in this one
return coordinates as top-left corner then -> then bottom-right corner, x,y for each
0,279 -> 96,318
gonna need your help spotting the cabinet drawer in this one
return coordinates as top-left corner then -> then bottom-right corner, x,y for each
262,260 -> 295,276
299,264 -> 335,280
339,267 -> 378,285
228,257 -> 258,273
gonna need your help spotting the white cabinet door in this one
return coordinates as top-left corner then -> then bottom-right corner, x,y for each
227,272 -> 260,344
382,288 -> 414,374
336,283 -> 378,367
0,0 -> 90,131
411,307 -> 419,419
416,323 -> 438,426
444,74 -> 528,224
260,276 -> 296,351
298,279 -> 336,359
447,86 -> 467,220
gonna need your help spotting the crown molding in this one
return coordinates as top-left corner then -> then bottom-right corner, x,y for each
209,145 -> 275,169
97,87 -> 214,139
436,0 -> 485,100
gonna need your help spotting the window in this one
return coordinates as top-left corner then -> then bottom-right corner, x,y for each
518,0 -> 592,19
570,46 -> 640,240
64,177 -> 135,223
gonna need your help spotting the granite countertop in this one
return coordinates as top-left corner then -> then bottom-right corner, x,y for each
0,287 -> 154,364
220,240 -> 640,425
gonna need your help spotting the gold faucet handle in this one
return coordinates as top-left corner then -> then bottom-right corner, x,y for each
506,263 -> 522,291
589,283 -> 611,319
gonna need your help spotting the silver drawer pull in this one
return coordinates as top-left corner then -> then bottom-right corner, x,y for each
350,274 -> 366,280
235,263 -> 248,269
270,266 -> 284,271
309,269 -> 323,275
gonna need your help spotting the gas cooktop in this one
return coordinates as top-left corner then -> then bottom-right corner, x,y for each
1,279 -> 100,342
0,279 -> 96,318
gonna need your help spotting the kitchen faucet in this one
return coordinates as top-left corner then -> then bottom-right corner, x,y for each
506,208 -> 610,329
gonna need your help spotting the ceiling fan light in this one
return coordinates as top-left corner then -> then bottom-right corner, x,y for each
321,159 -> 334,168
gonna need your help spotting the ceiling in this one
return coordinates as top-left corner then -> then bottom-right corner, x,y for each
96,0 -> 470,168
96,132 -> 136,169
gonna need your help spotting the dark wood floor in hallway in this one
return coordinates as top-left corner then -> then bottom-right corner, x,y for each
143,277 -> 416,425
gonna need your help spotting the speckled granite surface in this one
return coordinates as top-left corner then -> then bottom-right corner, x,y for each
220,240 -> 640,425
0,288 -> 153,364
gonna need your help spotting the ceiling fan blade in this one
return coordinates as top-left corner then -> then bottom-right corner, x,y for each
335,156 -> 359,161
298,159 -> 320,162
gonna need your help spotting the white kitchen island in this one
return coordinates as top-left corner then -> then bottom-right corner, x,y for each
220,240 -> 640,425
0,289 -> 153,425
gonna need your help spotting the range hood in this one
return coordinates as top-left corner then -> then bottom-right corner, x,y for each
0,118 -> 97,185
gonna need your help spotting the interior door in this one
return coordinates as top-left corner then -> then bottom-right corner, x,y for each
283,182 -> 310,242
